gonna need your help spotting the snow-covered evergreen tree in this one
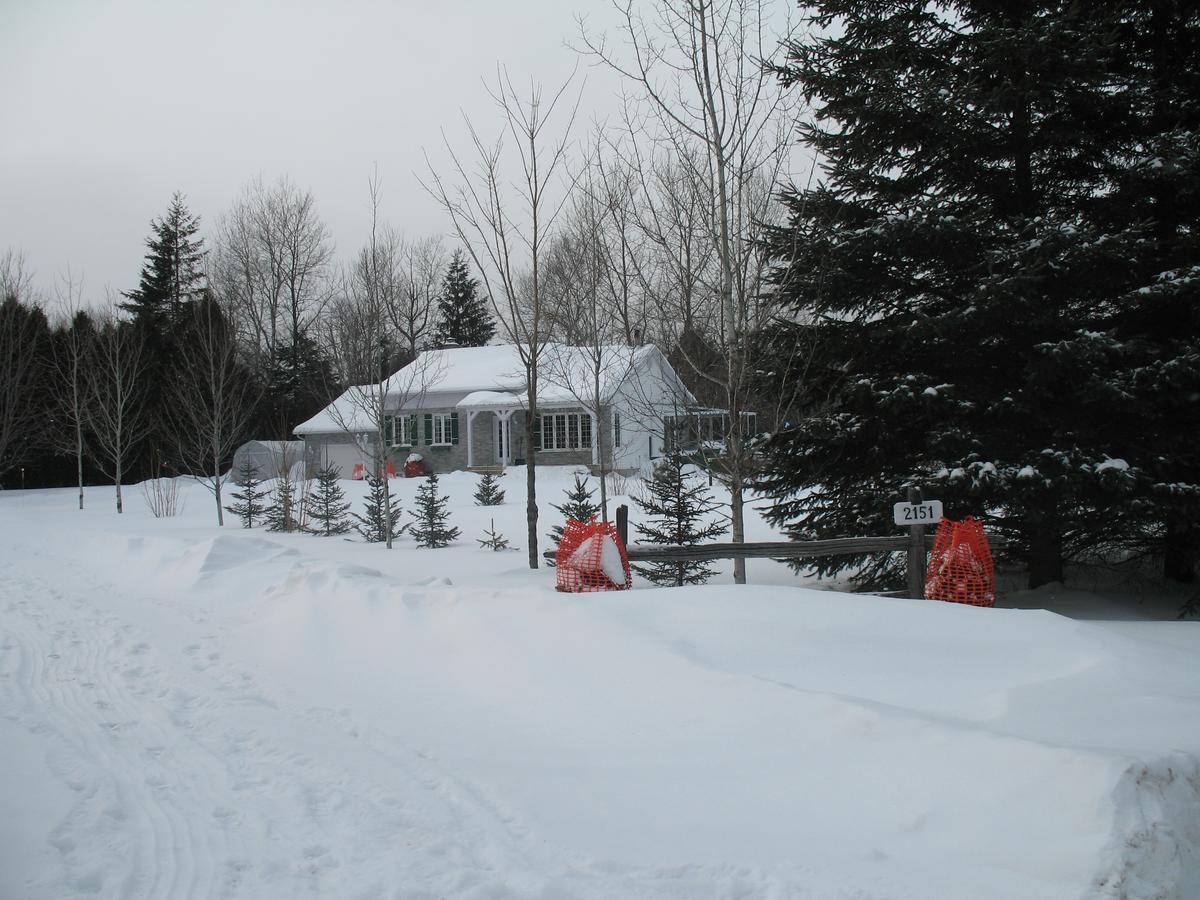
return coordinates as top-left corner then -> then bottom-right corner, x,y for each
434,250 -> 494,347
757,1 -> 1200,589
410,473 -> 460,548
304,463 -> 352,536
354,471 -> 403,543
473,471 -> 505,506
632,449 -> 728,586
548,473 -> 600,558
224,460 -> 269,528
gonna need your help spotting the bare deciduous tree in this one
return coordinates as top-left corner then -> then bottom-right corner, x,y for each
211,175 -> 335,373
424,67 -> 580,569
88,306 -> 151,513
0,249 -> 48,479
392,234 -> 446,357
325,174 -> 446,549
50,268 -> 94,510
583,0 -> 798,582
169,297 -> 262,525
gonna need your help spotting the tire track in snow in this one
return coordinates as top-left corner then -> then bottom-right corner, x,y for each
0,555 -> 576,899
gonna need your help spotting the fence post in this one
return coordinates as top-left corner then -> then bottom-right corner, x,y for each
616,504 -> 628,546
907,486 -> 926,599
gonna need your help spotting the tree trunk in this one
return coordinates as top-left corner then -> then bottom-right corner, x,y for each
213,443 -> 225,527
1164,519 -> 1198,584
76,423 -> 84,511
1027,517 -> 1063,588
526,375 -> 539,569
115,462 -> 124,514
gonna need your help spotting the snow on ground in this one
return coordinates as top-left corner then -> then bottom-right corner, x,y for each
1,468 -> 1199,899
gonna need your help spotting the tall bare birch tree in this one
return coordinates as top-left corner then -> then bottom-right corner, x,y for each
424,68 -> 580,569
88,307 -> 151,513
583,0 -> 797,582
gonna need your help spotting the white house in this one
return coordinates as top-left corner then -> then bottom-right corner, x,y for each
294,343 -> 695,477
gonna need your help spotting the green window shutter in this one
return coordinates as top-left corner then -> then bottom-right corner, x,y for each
424,414 -> 433,445
408,414 -> 418,446
383,415 -> 394,446
450,412 -> 459,445
532,415 -> 542,451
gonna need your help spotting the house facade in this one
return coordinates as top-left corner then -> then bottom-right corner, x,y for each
294,344 -> 694,478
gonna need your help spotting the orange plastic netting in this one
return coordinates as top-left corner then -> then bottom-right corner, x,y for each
925,516 -> 995,607
555,517 -> 632,592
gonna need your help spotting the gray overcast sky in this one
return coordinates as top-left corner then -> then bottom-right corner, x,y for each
0,0 -> 625,304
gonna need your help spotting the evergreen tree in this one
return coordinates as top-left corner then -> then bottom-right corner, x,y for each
548,473 -> 600,559
473,471 -> 505,506
410,473 -> 460,548
264,331 -> 336,435
477,518 -> 511,551
305,463 -> 352,536
121,191 -> 206,333
354,471 -> 403,543
434,250 -> 494,347
757,1 -> 1199,589
632,449 -> 728,586
264,473 -> 298,533
224,460 -> 269,528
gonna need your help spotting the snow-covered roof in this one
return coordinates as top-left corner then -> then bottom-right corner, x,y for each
456,390 -> 523,410
241,440 -> 305,452
294,344 -> 694,435
293,385 -> 379,435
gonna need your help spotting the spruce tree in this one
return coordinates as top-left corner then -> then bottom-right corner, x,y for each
473,471 -> 505,506
757,1 -> 1197,589
410,473 -> 460,548
354,471 -> 403,543
548,473 -> 600,559
121,191 -> 207,332
477,519 -> 511,551
224,460 -> 269,528
264,474 -> 298,533
632,449 -> 728,586
305,463 -> 352,536
434,250 -> 495,347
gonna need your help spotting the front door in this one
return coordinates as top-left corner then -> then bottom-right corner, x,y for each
494,415 -> 506,465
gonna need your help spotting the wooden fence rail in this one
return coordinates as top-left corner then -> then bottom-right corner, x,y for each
543,503 -> 1005,600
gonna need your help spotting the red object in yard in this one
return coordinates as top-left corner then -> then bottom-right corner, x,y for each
555,517 -> 632,592
385,462 -> 397,478
925,516 -> 995,607
351,463 -> 366,481
404,458 -> 426,478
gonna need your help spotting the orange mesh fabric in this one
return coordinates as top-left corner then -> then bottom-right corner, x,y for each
925,517 -> 995,607
555,517 -> 632,592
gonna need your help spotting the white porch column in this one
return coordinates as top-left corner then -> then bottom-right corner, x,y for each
466,409 -> 476,468
590,411 -> 599,465
498,410 -> 513,466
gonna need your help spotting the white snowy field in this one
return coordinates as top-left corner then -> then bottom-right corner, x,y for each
2,468 -> 1199,900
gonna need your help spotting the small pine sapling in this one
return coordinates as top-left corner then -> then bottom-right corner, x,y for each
305,464 -> 352,536
477,518 -> 510,551
473,471 -> 505,506
354,470 -> 403,543
548,472 -> 600,560
264,472 -> 299,532
632,448 -> 728,586
410,473 -> 460,548
224,460 -> 269,528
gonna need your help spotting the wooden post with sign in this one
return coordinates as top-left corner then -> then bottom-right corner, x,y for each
906,486 -> 926,599
615,504 -> 629,546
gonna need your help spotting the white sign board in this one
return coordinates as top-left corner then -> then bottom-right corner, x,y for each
894,499 -> 943,527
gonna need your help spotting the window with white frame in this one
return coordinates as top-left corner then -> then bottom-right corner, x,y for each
385,415 -> 415,447
429,413 -> 455,446
540,412 -> 592,451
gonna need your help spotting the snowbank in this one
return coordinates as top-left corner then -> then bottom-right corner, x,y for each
1,477 -> 1198,899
